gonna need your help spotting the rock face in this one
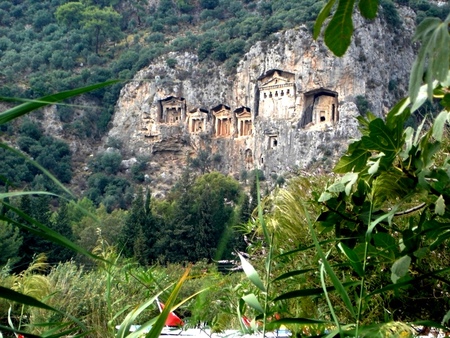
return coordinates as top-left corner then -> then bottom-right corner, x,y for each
107,6 -> 416,189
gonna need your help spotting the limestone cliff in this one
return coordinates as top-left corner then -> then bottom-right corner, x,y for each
106,6 -> 416,192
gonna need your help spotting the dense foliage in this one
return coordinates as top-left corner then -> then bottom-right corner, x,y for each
0,0 -> 449,337
0,0 -> 447,143
0,169 -> 252,271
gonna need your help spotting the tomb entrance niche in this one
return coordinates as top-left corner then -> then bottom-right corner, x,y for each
268,135 -> 278,149
212,104 -> 233,137
300,88 -> 339,128
158,96 -> 186,124
235,106 -> 252,137
187,108 -> 209,134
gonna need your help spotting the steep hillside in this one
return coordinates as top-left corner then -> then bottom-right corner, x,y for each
0,0 -> 448,202
105,5 -> 417,196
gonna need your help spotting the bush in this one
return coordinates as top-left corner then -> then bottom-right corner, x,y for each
146,32 -> 165,43
380,0 -> 402,29
200,0 -> 219,10
355,95 -> 370,115
90,151 -> 123,175
225,38 -> 246,57
19,119 -> 42,140
166,58 -> 177,68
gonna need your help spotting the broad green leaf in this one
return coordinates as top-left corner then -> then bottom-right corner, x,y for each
442,309 -> 450,325
324,0 -> 355,56
367,154 -> 382,175
242,294 -> 264,313
430,20 -> 450,83
442,92 -> 450,111
401,127 -> 414,160
413,247 -> 429,259
343,172 -> 358,195
391,255 -> 411,284
414,17 -> 442,40
411,83 -> 431,113
361,119 -> 397,152
328,182 -> 345,193
432,111 -> 448,142
409,43 -> 429,104
443,69 -> 450,87
334,148 -> 370,173
358,0 -> 378,19
388,97 -> 410,122
238,253 -> 266,292
0,80 -> 120,125
338,243 -> 364,277
327,173 -> 358,195
373,232 -> 396,250
318,191 -> 333,202
409,16 -> 448,103
435,195 -> 446,216
313,0 -> 336,39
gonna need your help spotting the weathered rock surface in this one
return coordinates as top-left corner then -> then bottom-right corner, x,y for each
106,6 -> 417,192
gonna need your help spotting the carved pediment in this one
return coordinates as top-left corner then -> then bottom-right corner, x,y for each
212,104 -> 232,119
160,96 -> 185,107
258,69 -> 295,89
188,107 -> 208,119
260,76 -> 291,88
234,106 -> 251,119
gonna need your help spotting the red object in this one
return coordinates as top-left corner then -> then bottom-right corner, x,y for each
241,316 -> 252,327
157,299 -> 184,327
18,335 -> 25,338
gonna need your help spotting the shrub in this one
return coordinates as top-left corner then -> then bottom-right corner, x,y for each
90,151 -> 122,175
380,0 -> 402,29
146,32 -> 165,43
200,0 -> 219,10
166,58 -> 177,68
19,119 -> 42,140
355,95 -> 370,115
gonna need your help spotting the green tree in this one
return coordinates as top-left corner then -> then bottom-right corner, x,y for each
0,221 -> 23,267
48,201 -> 75,263
81,6 -> 122,54
55,2 -> 85,29
158,167 -> 196,263
15,195 -> 52,272
190,172 -> 242,261
119,189 -> 158,265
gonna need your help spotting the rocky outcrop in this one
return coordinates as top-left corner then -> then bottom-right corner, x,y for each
107,6 -> 416,191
